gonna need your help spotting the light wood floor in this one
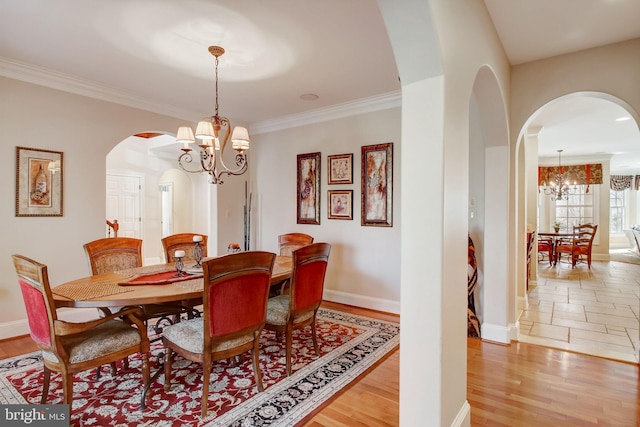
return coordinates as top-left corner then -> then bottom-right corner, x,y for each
1,301 -> 638,426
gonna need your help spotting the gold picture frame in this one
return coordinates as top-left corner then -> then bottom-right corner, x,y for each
361,143 -> 393,227
328,153 -> 353,184
16,146 -> 64,217
328,190 -> 353,220
297,152 -> 321,225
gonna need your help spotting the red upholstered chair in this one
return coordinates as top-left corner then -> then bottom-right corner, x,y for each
265,242 -> 331,376
12,254 -> 150,406
162,251 -> 276,418
555,224 -> 598,268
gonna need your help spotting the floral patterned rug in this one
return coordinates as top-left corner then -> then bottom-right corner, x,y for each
0,309 -> 399,426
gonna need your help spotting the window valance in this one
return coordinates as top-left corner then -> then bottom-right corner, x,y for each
610,175 -> 640,191
538,163 -> 603,186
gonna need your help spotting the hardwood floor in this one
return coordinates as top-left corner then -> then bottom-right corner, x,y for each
2,302 -> 638,426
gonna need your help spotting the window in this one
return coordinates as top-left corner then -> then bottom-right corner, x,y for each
610,189 -> 625,233
555,185 -> 594,229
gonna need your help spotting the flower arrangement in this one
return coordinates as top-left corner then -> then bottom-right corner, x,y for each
552,219 -> 562,231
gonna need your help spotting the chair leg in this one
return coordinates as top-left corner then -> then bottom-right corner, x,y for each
285,326 -> 293,376
252,337 -> 264,392
163,350 -> 173,391
311,320 -> 319,356
62,373 -> 73,406
110,362 -> 118,375
41,365 -> 51,404
201,353 -> 211,418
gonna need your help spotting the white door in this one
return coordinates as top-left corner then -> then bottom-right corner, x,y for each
106,174 -> 141,238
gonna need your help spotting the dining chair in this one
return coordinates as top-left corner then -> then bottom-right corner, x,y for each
162,251 -> 276,418
276,233 -> 314,295
555,224 -> 598,268
264,242 -> 331,376
161,233 -> 208,264
278,233 -> 314,257
12,254 -> 150,406
525,231 -> 536,291
160,233 -> 208,320
83,236 -> 194,375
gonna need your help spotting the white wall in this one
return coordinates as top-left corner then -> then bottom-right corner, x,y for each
251,108 -> 401,312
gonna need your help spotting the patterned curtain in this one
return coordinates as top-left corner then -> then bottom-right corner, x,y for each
538,163 -> 603,186
610,175 -> 634,191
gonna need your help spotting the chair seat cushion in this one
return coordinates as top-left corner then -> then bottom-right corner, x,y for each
266,295 -> 314,326
162,317 -> 254,354
42,320 -> 142,364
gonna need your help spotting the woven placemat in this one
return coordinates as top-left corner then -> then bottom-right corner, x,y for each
173,278 -> 204,292
114,264 -> 174,278
52,278 -> 134,301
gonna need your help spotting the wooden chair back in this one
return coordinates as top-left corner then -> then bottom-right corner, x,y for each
162,233 -> 208,263
83,237 -> 142,275
278,233 -> 314,257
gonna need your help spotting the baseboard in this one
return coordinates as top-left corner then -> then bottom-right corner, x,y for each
451,401 -> 471,427
0,308 -> 98,340
323,289 -> 400,315
481,322 -> 515,344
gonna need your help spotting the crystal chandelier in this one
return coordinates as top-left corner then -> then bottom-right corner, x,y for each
176,46 -> 250,185
542,149 -> 575,201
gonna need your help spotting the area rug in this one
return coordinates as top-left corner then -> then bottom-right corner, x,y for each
608,249 -> 640,265
0,308 -> 399,426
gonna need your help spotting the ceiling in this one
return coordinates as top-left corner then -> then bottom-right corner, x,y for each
1,0 -> 639,173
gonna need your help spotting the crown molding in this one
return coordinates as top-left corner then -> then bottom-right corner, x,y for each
249,90 -> 402,135
1,57 -> 400,134
0,57 -> 197,121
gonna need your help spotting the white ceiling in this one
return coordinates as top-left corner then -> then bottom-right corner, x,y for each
1,0 -> 639,173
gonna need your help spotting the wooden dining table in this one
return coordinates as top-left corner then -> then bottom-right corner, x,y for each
52,255 -> 293,309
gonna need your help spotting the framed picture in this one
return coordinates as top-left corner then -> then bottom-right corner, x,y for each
297,152 -> 321,224
15,146 -> 64,217
328,190 -> 353,220
328,153 -> 353,184
361,143 -> 393,227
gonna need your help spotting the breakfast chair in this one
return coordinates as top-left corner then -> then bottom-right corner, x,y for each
12,254 -> 150,406
555,224 -> 598,268
161,233 -> 208,265
265,242 -> 331,376
162,251 -> 276,418
537,236 -> 554,266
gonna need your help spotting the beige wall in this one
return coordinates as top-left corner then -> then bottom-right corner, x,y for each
251,108 -> 402,312
0,77 -> 184,332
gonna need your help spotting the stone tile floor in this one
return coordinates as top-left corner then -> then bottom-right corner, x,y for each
519,250 -> 640,363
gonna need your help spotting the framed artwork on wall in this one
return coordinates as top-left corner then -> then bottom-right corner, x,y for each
328,190 -> 353,220
297,152 -> 321,224
361,142 -> 393,227
15,146 -> 64,217
328,153 -> 353,184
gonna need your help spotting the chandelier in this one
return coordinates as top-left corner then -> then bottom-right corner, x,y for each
542,149 -> 575,201
176,46 -> 250,185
